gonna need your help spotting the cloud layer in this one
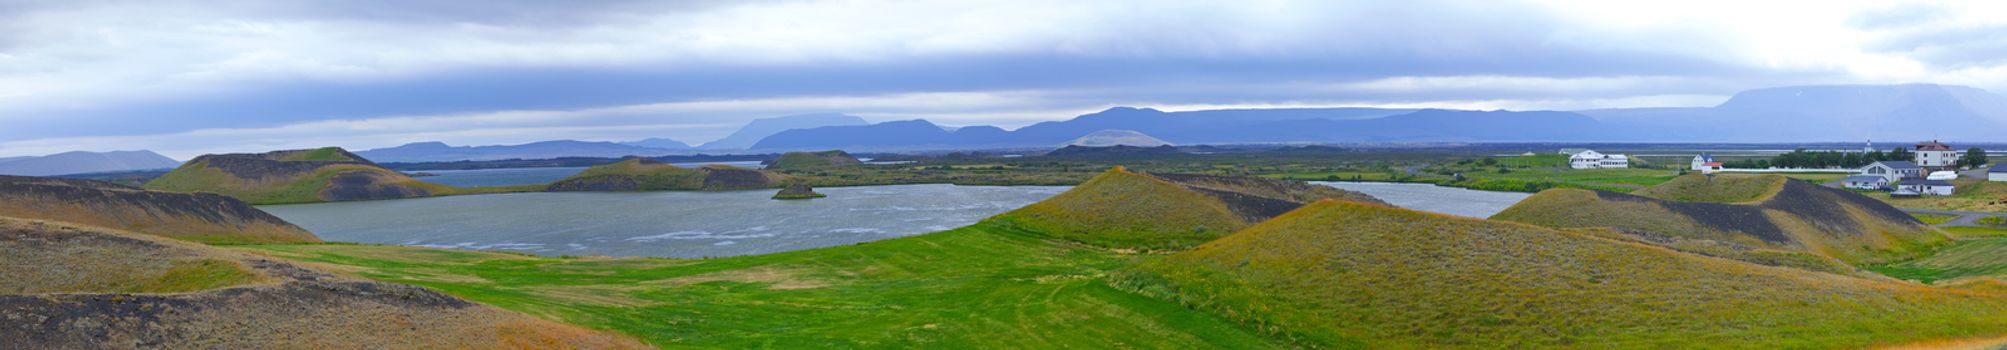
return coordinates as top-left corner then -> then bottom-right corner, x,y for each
3,0 -> 2005,158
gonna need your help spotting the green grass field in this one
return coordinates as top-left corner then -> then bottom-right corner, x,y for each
1870,238 -> 2007,283
234,223 -> 1281,349
1913,213 -> 1959,225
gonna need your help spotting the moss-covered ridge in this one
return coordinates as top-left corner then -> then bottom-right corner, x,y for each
987,166 -> 1384,250
0,175 -> 319,244
143,147 -> 448,204
547,157 -> 789,191
1492,174 -> 1944,269
1121,199 -> 2007,348
766,150 -> 864,170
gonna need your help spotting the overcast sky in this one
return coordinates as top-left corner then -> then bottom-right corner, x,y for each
3,0 -> 2005,158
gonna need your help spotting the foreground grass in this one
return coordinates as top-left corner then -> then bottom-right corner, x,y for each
234,223 -> 1277,349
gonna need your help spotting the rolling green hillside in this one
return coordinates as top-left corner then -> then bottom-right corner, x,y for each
1492,174 -> 1945,271
0,176 -> 319,244
766,150 -> 864,170
545,158 -> 789,191
987,166 -> 1383,250
1121,200 -> 2007,348
237,222 -> 1283,349
144,147 -> 451,204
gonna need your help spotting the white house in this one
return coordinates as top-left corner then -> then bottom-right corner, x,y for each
1690,153 -> 1722,174
1898,179 -> 1956,196
1990,164 -> 2007,182
1842,175 -> 1890,190
1569,150 -> 1629,169
1914,140 -> 1961,172
1861,161 -> 1923,183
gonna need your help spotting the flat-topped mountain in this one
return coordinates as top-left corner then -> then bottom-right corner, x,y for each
0,217 -> 644,348
1492,174 -> 1945,272
144,147 -> 447,204
988,167 -> 1384,250
1120,200 -> 2007,348
0,150 -> 180,176
0,176 -> 317,243
1067,129 -> 1171,147
546,158 -> 788,191
763,150 -> 864,170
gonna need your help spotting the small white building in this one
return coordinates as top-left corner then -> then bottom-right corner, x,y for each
1569,150 -> 1630,169
1861,161 -> 1923,183
1914,140 -> 1961,172
1690,153 -> 1722,174
1990,164 -> 2007,182
1898,179 -> 1956,196
1842,175 -> 1890,190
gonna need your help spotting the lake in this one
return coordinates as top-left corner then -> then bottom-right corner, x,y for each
1312,182 -> 1530,218
260,184 -> 1069,258
414,161 -> 768,188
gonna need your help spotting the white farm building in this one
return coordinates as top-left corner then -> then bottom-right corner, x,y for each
1569,150 -> 1629,169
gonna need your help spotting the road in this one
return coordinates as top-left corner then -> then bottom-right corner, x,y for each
1897,208 -> 2004,228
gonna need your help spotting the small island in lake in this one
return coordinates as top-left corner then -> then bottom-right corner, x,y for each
772,182 -> 826,200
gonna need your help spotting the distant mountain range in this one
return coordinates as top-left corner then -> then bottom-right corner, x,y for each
0,150 -> 180,176
748,107 -> 1605,151
698,113 -> 869,150
1580,84 -> 2007,142
357,140 -> 691,163
748,83 -> 2007,150
350,83 -> 2007,161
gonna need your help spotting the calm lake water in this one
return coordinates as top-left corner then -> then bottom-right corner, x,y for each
1312,182 -> 1530,218
413,161 -> 767,188
259,184 -> 1068,258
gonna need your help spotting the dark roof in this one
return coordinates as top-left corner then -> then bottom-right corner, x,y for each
1992,164 -> 2007,173
1843,175 -> 1886,182
1872,161 -> 1920,169
1916,140 -> 1953,151
1910,179 -> 1955,186
1694,153 -> 1714,162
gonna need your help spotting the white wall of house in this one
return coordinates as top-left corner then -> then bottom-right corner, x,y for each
1990,171 -> 2007,182
1917,150 -> 1960,169
1569,150 -> 1628,169
1843,177 -> 1887,190
1861,162 -> 1920,183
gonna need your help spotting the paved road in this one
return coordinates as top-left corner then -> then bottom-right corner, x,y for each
1897,208 -> 2004,228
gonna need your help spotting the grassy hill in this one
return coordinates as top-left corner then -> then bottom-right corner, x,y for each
0,217 -> 643,349
987,166 -> 1384,250
1492,174 -> 1945,271
1119,200 -> 2007,348
0,175 -> 319,243
545,158 -> 788,191
236,222 -> 1283,349
144,147 -> 451,204
765,150 -> 864,170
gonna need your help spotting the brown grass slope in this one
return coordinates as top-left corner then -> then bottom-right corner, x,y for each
143,147 -> 446,204
0,217 -> 644,349
546,157 -> 790,191
1120,200 -> 2007,349
987,166 -> 1384,250
0,176 -> 318,244
1492,174 -> 1944,270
